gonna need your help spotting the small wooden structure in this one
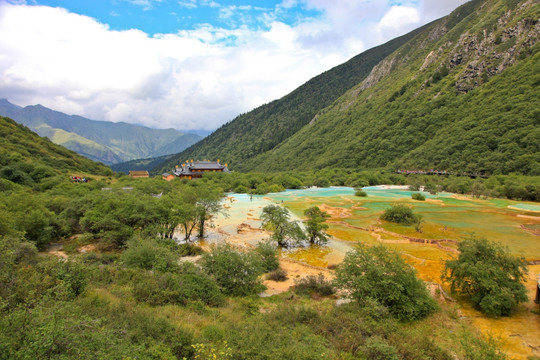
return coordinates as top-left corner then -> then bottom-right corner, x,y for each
128,170 -> 149,178
162,173 -> 175,181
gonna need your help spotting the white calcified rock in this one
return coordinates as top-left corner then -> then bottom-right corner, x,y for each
335,298 -> 352,306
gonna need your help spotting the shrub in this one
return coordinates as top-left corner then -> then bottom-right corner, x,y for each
226,316 -> 331,360
334,244 -> 437,321
443,237 -> 528,316
380,204 -> 419,225
361,336 -> 399,360
234,185 -> 249,194
411,193 -> 426,201
253,240 -> 279,272
460,332 -> 508,360
355,189 -> 368,197
178,242 -> 204,257
133,265 -> 225,307
266,268 -> 288,282
294,273 -> 335,296
122,237 -> 178,272
201,244 -> 265,296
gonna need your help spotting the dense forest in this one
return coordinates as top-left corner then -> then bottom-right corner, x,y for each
161,0 -> 540,176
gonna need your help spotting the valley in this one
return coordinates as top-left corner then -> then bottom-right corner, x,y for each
1,0 -> 539,358
209,186 -> 540,358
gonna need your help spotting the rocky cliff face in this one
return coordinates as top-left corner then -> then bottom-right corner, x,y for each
237,0 -> 539,175
444,0 -> 539,92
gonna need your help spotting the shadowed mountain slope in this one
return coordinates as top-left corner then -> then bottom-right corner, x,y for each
159,23 -> 432,172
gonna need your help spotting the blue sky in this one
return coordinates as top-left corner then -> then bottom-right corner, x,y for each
0,0 -> 468,130
21,0 -> 324,36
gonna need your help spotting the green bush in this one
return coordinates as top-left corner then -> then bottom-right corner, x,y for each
443,238 -> 528,316
234,185 -> 249,193
226,316 -> 331,360
335,244 -> 437,321
178,242 -> 205,257
294,273 -> 335,296
266,268 -> 288,282
380,204 -> 419,225
460,332 -> 508,360
201,244 -> 265,296
133,265 -> 225,307
355,189 -> 368,197
411,193 -> 426,201
253,241 -> 279,272
122,237 -> 178,272
361,336 -> 399,360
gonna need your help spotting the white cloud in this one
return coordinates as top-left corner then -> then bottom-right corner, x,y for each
376,6 -> 421,40
0,1 -> 468,131
122,0 -> 163,11
178,1 -> 198,10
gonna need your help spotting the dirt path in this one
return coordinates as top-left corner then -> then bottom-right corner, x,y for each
262,258 -> 333,296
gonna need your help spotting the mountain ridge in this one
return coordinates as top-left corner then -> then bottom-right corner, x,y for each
159,0 -> 539,176
158,21 -> 434,172
0,100 -> 202,165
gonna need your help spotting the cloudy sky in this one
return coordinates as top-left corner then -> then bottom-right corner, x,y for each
0,0 -> 468,131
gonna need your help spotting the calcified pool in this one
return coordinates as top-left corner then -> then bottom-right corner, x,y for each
211,186 -> 540,272
211,186 -> 540,358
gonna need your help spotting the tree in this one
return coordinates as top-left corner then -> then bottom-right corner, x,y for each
304,206 -> 330,244
200,244 -> 265,296
414,214 -> 425,233
334,244 -> 437,321
260,205 -> 305,247
355,189 -> 368,197
380,204 -> 419,225
194,187 -> 224,238
443,237 -> 528,316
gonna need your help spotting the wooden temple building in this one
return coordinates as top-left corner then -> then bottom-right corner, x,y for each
128,170 -> 149,178
169,160 -> 230,180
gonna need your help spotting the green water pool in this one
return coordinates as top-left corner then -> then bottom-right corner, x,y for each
261,187 -> 540,259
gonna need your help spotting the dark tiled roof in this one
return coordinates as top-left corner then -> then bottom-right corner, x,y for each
190,161 -> 225,170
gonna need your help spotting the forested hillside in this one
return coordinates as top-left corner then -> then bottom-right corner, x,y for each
159,23 -> 431,171
0,116 -> 111,182
163,0 -> 540,175
0,100 -> 201,165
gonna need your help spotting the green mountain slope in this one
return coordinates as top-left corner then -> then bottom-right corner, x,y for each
160,0 -> 539,176
0,100 -> 201,165
159,23 -> 432,171
0,116 -> 111,179
252,0 -> 539,175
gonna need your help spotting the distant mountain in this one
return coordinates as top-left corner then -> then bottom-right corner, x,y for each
110,154 -> 176,174
0,99 -> 202,165
161,0 -> 540,176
